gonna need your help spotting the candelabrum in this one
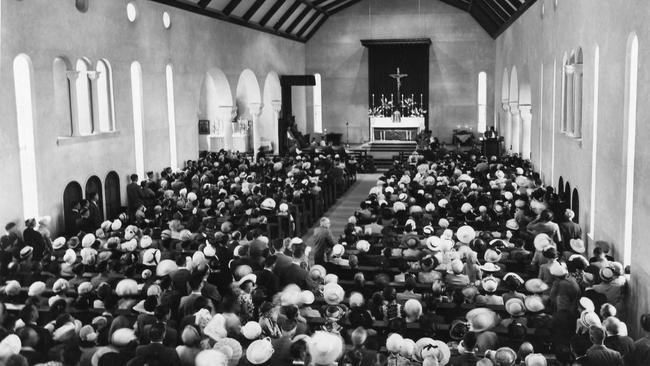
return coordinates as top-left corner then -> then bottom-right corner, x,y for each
345,122 -> 350,148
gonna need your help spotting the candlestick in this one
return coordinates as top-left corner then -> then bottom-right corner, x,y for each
372,94 -> 375,109
420,94 -> 423,108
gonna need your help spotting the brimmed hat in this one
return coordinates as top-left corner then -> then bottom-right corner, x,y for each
140,235 -> 153,249
549,260 -> 568,277
456,225 -> 476,244
505,219 -> 519,231
52,237 -> 66,250
301,290 -> 315,305
404,299 -> 423,318
426,236 -> 442,251
28,281 -> 46,297
420,340 -> 451,365
524,353 -> 547,366
196,350 -> 228,366
308,332 -> 343,365
449,319 -> 469,341
52,278 -> 69,294
4,280 -> 20,296
242,321 -> 262,340
82,233 -> 96,248
386,333 -> 403,353
480,262 -> 501,273
579,297 -> 595,312
492,347 -> 517,366
600,266 -> 616,282
156,259 -> 178,277
0,334 -> 21,358
525,278 -> 549,293
579,311 -> 602,328
533,234 -> 553,251
466,308 -> 499,332
569,239 -> 585,253
115,279 -> 138,296
142,248 -> 161,267
323,283 -> 345,305
355,240 -> 370,253
503,272 -> 524,287
505,298 -> 526,317
403,234 -> 420,248
481,276 -> 500,293
236,274 -> 257,288
19,246 -> 33,259
524,295 -> 545,313
111,328 -> 136,347
483,248 -> 502,263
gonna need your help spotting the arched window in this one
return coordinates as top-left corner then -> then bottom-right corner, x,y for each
53,57 -> 73,136
96,59 -> 115,132
573,48 -> 584,138
131,62 -> 145,179
313,73 -> 322,133
166,64 -> 178,169
477,71 -> 487,133
558,176 -> 564,197
13,54 -> 39,220
572,188 -> 580,223
623,34 -> 638,267
75,58 -> 93,135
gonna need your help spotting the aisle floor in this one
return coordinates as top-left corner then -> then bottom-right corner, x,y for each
302,173 -> 381,241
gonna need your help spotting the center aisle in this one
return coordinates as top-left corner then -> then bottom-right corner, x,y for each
302,173 -> 381,240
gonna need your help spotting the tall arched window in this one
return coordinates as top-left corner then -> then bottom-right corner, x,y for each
166,64 -> 178,169
623,34 -> 638,267
573,48 -> 584,138
96,59 -> 115,132
477,71 -> 487,133
131,62 -> 145,179
53,57 -> 73,136
75,59 -> 93,135
313,73 -> 322,133
13,54 -> 39,219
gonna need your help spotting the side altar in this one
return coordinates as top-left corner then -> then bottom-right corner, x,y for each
370,117 -> 425,141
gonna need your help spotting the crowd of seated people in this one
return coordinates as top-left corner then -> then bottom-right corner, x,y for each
0,148 -> 647,366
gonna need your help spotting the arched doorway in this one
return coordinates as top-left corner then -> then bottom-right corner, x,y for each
198,68 -> 233,152
85,176 -> 104,221
105,171 -> 121,220
63,181 -> 83,235
235,69 -> 262,153
564,182 -> 571,204
262,71 -> 282,154
572,188 -> 580,223
558,176 -> 564,197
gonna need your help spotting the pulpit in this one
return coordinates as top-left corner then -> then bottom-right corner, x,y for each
370,117 -> 425,141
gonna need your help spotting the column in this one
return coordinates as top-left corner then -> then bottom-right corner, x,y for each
502,102 -> 512,153
519,104 -> 532,160
249,102 -> 263,154
66,71 -> 81,136
219,105 -> 235,150
87,71 -> 101,133
509,101 -> 521,155
271,100 -> 281,154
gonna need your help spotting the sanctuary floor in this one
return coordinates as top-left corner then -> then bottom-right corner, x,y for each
302,173 -> 381,240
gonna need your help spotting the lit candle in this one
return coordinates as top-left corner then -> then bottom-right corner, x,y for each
372,94 -> 375,109
420,94 -> 423,108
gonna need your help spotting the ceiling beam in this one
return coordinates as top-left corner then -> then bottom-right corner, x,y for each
292,0 -> 328,16
474,0 -> 507,24
304,13 -> 328,40
259,0 -> 284,26
328,0 -> 362,15
296,11 -> 320,37
286,7 -> 312,33
243,0 -> 265,20
322,0 -> 347,12
493,0 -> 515,16
273,1 -> 302,30
149,0 -> 304,42
494,0 -> 538,38
222,0 -> 243,15
197,0 -> 212,8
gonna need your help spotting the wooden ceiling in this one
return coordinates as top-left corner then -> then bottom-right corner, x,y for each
149,0 -> 537,42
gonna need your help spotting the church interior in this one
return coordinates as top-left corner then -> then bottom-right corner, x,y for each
1,0 -> 649,365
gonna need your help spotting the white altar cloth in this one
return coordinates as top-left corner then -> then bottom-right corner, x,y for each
370,117 -> 425,141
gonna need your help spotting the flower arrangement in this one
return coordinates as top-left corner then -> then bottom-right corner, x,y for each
369,95 -> 427,118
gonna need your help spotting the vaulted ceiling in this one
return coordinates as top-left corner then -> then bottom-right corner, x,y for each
149,0 -> 537,43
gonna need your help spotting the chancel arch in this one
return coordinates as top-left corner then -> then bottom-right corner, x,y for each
235,69 -> 262,153
262,71 -> 282,154
198,67 -> 233,151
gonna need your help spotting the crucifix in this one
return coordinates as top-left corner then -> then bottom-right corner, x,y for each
389,67 -> 408,103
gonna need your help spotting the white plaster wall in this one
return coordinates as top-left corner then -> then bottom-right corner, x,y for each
305,0 -> 496,143
0,0 -> 305,234
495,0 -> 650,336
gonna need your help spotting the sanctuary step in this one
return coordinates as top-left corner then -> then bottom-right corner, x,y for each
359,140 -> 417,167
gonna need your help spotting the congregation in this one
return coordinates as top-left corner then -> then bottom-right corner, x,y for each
0,146 -> 648,366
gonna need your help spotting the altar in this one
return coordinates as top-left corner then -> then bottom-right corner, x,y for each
370,117 -> 425,141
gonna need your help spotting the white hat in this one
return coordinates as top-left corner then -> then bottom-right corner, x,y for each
323,283 -> 345,305
52,237 -> 66,250
331,244 -> 345,257
324,273 -> 338,284
140,235 -> 153,249
356,240 -> 370,253
142,248 -> 161,267
52,278 -> 69,294
309,332 -> 343,365
524,295 -> 545,313
115,279 -> 139,296
301,290 -> 315,305
111,219 -> 122,231
386,333 -> 404,353
241,321 -> 262,340
196,350 -> 228,366
420,340 -> 451,365
28,281 -> 46,297
534,234 -> 553,251
524,353 -> 547,366
570,239 -> 585,253
156,259 -> 178,277
549,260 -> 568,277
404,299 -> 423,318
246,338 -> 274,365
456,225 -> 476,244
63,249 -> 77,265
111,328 -> 136,347
0,334 -> 21,358
82,233 -> 96,248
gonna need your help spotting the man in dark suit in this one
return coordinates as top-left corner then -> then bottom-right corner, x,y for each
584,325 -> 624,366
135,322 -> 181,366
127,174 -> 143,213
88,192 -> 102,229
